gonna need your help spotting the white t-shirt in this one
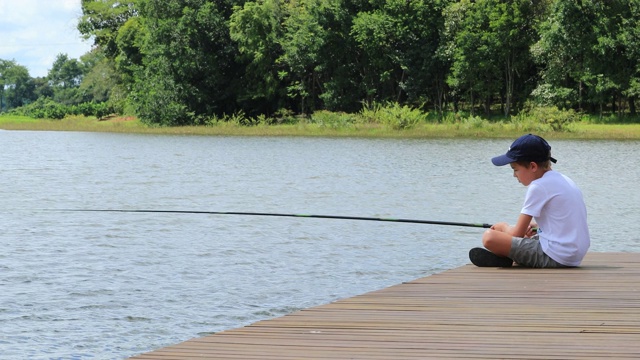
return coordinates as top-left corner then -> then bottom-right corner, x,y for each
521,170 -> 590,266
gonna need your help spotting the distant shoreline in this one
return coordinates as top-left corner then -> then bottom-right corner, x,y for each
2,115 -> 640,140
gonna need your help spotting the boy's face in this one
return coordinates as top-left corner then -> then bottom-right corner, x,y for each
510,162 -> 536,186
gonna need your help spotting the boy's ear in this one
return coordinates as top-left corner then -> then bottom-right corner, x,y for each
529,161 -> 538,171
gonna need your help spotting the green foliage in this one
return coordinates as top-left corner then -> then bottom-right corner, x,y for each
115,16 -> 147,85
11,99 -> 114,120
15,98 -> 68,119
45,53 -> 102,107
78,0 -> 140,57
272,108 -> 298,124
0,59 -> 35,111
310,110 -> 357,129
229,0 -> 285,108
9,0 -> 640,126
443,0 -> 536,115
133,0 -> 242,125
517,106 -> 578,132
530,84 -> 576,109
360,102 -> 428,129
131,70 -> 194,126
229,111 -> 259,126
199,109 -> 300,127
534,0 -> 639,116
277,0 -> 341,114
72,102 -> 115,119
352,0 -> 450,106
48,54 -> 84,89
78,53 -> 124,115
460,115 -> 487,129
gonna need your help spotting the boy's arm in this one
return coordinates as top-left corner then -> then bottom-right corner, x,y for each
490,214 -> 534,237
511,213 -> 534,238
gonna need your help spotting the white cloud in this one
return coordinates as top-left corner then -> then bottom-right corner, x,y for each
0,0 -> 93,77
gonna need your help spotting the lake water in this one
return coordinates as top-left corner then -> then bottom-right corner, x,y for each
1,131 -> 638,359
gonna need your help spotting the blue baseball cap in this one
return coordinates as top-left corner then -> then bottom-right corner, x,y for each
491,134 -> 557,166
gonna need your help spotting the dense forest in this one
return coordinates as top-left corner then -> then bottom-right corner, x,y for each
1,0 -> 640,126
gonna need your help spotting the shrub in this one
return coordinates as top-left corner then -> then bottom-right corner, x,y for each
229,111 -> 260,126
519,106 -> 578,131
461,115 -> 487,129
310,110 -> 356,129
360,102 -> 427,130
273,108 -> 298,125
69,102 -> 114,119
18,98 -> 68,119
530,84 -> 576,109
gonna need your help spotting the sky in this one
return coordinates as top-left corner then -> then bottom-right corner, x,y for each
0,0 -> 93,78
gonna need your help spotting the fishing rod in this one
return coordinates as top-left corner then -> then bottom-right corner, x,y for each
50,209 -> 492,228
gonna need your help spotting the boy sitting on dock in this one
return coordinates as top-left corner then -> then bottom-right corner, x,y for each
470,134 -> 590,268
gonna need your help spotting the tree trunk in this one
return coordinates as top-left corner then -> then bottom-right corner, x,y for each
504,56 -> 513,117
484,95 -> 491,115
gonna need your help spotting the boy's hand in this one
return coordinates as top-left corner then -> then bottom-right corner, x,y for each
525,225 -> 538,238
490,222 -> 511,232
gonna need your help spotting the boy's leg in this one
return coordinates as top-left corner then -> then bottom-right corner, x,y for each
470,228 -> 514,267
482,229 -> 513,257
509,236 -> 570,268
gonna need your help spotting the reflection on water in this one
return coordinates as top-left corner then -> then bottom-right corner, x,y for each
0,131 -> 638,358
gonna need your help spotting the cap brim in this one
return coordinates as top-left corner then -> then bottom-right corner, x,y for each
491,154 -> 515,166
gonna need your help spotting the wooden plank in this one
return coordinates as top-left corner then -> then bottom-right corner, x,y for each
129,252 -> 640,359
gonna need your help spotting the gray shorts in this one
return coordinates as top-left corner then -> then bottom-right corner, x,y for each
509,235 -> 570,268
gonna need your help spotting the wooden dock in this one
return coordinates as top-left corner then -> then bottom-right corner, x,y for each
130,252 -> 640,359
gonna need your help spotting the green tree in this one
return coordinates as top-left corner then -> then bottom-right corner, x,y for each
442,0 -> 489,114
0,59 -> 35,111
49,53 -> 84,89
78,0 -> 144,113
48,54 -> 86,105
131,58 -> 190,125
534,0 -> 614,110
277,0 -> 331,114
32,76 -> 53,100
231,0 -> 383,115
351,0 -> 451,112
78,50 -> 120,104
115,16 -> 147,86
311,0 -> 370,112
442,0 -> 536,116
488,0 -> 537,116
78,0 -> 140,57
621,0 -> 640,115
229,0 -> 287,114
134,0 -> 243,125
351,6 -> 404,103
584,1 -> 637,116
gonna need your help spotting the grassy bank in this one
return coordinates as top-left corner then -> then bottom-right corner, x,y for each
2,114 -> 640,140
